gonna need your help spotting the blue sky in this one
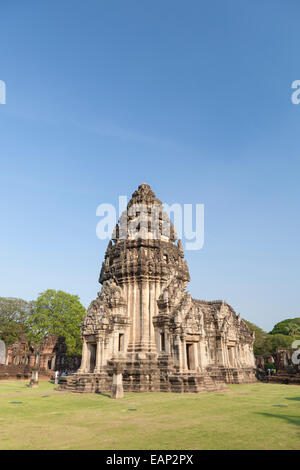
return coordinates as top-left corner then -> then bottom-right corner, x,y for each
0,0 -> 299,331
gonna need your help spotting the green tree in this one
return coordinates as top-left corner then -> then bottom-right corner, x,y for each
284,322 -> 300,336
269,318 -> 300,335
0,297 -> 33,346
266,333 -> 300,353
243,320 -> 300,355
27,290 -> 86,355
243,320 -> 269,355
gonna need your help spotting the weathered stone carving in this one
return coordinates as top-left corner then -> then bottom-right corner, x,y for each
60,183 -> 256,394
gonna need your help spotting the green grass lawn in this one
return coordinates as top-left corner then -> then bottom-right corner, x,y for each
0,379 -> 299,450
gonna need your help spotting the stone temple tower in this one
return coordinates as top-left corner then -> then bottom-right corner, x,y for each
60,183 -> 256,393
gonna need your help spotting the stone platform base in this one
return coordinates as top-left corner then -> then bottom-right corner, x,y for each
217,366 -> 257,384
58,365 -> 256,394
0,364 -> 52,381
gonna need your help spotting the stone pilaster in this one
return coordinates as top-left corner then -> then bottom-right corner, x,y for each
78,338 -> 88,373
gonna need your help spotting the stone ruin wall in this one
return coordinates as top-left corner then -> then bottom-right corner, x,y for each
0,334 -> 81,380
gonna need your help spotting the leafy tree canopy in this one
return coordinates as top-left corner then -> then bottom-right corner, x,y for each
0,297 -> 33,346
269,318 -> 300,336
243,320 -> 300,355
265,333 -> 299,352
243,320 -> 268,355
27,290 -> 86,355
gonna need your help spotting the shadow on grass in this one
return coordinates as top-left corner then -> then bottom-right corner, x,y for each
95,391 -> 111,398
255,412 -> 300,428
285,397 -> 300,402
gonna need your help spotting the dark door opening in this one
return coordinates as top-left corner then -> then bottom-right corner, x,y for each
161,332 -> 165,352
186,343 -> 195,370
118,333 -> 124,352
228,347 -> 234,367
89,344 -> 96,372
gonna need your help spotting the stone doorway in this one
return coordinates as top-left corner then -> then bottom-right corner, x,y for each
228,346 -> 234,367
88,343 -> 96,373
186,343 -> 195,370
118,333 -> 124,352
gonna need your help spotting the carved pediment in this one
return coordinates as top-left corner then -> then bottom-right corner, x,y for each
83,279 -> 127,334
158,275 -> 187,312
98,279 -> 126,308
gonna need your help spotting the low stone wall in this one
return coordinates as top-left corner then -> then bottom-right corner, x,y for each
267,371 -> 300,385
0,364 -> 52,381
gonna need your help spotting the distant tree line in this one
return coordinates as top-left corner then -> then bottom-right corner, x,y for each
0,290 -> 86,355
244,318 -> 300,355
